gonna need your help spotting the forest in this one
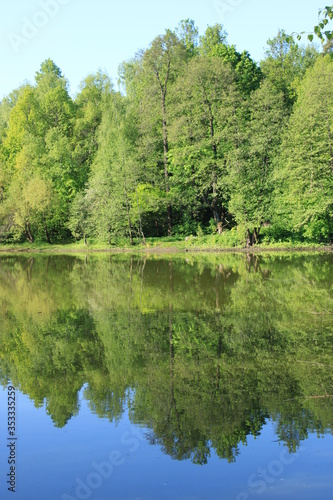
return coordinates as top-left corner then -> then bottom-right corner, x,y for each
0,21 -> 332,247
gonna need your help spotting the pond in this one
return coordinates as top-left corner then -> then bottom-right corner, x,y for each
0,252 -> 332,500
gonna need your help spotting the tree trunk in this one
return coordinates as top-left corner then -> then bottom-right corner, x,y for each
161,96 -> 172,236
216,222 -> 223,235
246,227 -> 260,247
253,227 -> 260,245
43,216 -> 51,244
123,155 -> 133,245
136,187 -> 146,245
212,177 -> 221,225
246,229 -> 252,248
45,227 -> 51,244
324,96 -> 333,174
209,114 -> 221,229
25,223 -> 34,243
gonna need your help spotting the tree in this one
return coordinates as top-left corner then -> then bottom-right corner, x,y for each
228,80 -> 287,246
0,87 -> 26,145
72,71 -> 113,189
170,56 -> 241,233
273,56 -> 333,243
176,19 -> 199,58
0,59 -> 77,243
73,91 -> 146,244
10,176 -> 52,243
35,59 -> 75,136
67,191 -> 90,244
0,86 -> 34,237
212,45 -> 263,95
261,30 -> 318,111
138,30 -> 187,235
199,24 -> 228,55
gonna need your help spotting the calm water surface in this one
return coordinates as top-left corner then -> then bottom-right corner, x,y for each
0,252 -> 332,500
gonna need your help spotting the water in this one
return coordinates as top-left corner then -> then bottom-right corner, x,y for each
0,252 -> 332,499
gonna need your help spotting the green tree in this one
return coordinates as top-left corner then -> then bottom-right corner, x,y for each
228,80 -> 287,246
170,56 -> 241,233
7,176 -> 52,243
273,56 -> 333,243
199,23 -> 228,55
211,44 -> 263,95
72,71 -> 113,189
75,92 -> 143,244
126,30 -> 186,236
0,60 -> 77,243
176,19 -> 199,58
261,30 -> 318,111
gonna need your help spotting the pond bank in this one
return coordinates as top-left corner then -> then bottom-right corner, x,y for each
0,242 -> 332,254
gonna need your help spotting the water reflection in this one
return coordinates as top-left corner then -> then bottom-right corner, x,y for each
0,253 -> 332,463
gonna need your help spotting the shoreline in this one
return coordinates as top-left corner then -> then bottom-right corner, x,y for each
0,244 -> 332,255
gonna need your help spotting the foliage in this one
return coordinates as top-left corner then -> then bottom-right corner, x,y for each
273,56 -> 333,243
286,5 -> 333,44
261,30 -> 319,111
0,13 -> 331,246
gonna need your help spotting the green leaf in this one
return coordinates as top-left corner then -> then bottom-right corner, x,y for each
308,34 -> 314,42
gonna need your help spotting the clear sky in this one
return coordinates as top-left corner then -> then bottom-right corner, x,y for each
0,0 -> 330,100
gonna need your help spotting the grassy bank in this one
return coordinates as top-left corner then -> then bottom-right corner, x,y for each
0,235 -> 331,254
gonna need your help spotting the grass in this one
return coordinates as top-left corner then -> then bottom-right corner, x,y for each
0,234 -> 331,254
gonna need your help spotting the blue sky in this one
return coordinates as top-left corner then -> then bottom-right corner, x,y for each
0,0 -> 330,99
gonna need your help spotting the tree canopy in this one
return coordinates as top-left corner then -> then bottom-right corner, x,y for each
0,17 -> 332,246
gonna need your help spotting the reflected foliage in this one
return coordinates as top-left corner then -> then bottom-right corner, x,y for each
0,253 -> 332,459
